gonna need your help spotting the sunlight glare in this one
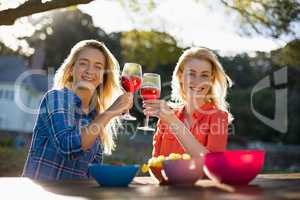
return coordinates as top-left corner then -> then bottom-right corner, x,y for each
0,178 -> 88,200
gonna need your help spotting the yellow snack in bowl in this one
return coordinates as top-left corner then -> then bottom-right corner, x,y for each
141,164 -> 149,173
157,155 -> 165,162
153,162 -> 162,168
143,153 -> 192,174
148,157 -> 163,168
148,158 -> 155,165
167,153 -> 182,160
182,153 -> 191,160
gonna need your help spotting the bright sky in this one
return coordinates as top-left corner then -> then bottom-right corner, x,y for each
79,0 -> 288,54
0,0 -> 292,55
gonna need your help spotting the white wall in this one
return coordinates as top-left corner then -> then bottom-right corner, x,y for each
0,83 -> 44,133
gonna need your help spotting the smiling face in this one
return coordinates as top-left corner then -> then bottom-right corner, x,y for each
72,47 -> 106,92
180,58 -> 213,105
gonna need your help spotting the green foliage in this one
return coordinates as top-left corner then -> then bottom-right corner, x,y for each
229,88 -> 282,143
1,0 -> 299,39
24,9 -> 121,70
219,0 -> 300,38
221,53 -> 267,88
121,0 -> 300,38
0,137 -> 14,147
0,147 -> 27,176
121,30 -> 183,70
271,39 -> 300,67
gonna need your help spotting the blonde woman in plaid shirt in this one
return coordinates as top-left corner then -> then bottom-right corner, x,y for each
23,40 -> 132,180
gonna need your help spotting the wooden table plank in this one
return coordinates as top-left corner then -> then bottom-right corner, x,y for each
257,173 -> 300,179
0,174 -> 299,200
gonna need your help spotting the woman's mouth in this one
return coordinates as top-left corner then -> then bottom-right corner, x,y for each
82,76 -> 94,81
189,86 -> 205,93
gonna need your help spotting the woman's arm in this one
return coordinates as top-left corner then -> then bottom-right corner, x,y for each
80,110 -> 116,151
167,115 -> 209,158
45,90 -> 132,160
45,90 -> 84,160
80,92 -> 133,151
144,100 -> 208,158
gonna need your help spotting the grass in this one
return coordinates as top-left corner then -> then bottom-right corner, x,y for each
0,147 -> 27,177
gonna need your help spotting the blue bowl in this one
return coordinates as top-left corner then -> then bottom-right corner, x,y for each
89,164 -> 139,187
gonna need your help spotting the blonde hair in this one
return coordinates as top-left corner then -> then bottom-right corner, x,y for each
53,39 -> 122,154
171,47 -> 233,123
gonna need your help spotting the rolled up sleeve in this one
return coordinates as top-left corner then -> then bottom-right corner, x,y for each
45,90 -> 83,160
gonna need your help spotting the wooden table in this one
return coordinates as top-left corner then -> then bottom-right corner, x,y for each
1,174 -> 300,200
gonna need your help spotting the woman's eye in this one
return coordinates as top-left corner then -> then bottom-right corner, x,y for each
79,62 -> 87,66
95,65 -> 102,69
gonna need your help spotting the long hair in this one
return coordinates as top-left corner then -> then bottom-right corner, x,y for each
53,40 -> 122,154
171,47 -> 233,123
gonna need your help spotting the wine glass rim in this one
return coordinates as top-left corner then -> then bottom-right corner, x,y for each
143,73 -> 160,77
124,62 -> 141,66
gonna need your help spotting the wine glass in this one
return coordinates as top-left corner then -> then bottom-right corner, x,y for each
137,73 -> 161,131
120,63 -> 142,121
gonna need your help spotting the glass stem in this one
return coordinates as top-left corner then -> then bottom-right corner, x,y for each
144,115 -> 150,127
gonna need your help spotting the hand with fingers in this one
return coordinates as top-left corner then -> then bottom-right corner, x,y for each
143,99 -> 177,124
107,92 -> 133,117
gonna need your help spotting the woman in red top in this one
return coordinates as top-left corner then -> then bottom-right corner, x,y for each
144,47 -> 233,158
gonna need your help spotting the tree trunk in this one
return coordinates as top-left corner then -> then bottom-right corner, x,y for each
0,0 -> 95,25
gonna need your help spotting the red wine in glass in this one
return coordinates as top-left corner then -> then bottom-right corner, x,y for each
141,87 -> 161,100
121,63 -> 142,121
137,73 -> 161,131
121,75 -> 142,93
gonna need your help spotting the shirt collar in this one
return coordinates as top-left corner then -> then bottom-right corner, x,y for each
64,87 -> 97,118
64,87 -> 82,107
192,102 -> 216,120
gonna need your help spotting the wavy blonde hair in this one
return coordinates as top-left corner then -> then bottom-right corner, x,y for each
171,47 -> 233,123
53,40 -> 122,154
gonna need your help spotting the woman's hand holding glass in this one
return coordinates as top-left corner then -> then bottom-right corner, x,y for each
143,99 -> 177,124
137,73 -> 162,131
120,63 -> 142,120
107,92 -> 133,117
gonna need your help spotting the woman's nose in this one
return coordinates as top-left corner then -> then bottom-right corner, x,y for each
190,76 -> 203,85
193,78 -> 208,87
85,64 -> 94,75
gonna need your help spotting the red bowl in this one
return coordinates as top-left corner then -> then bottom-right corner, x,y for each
163,159 -> 204,185
204,150 -> 265,185
149,166 -> 168,184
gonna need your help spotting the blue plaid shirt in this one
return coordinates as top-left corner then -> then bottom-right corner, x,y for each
22,87 -> 103,180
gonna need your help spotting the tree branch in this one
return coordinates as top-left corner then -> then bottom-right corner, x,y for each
0,0 -> 95,26
219,0 -> 272,32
